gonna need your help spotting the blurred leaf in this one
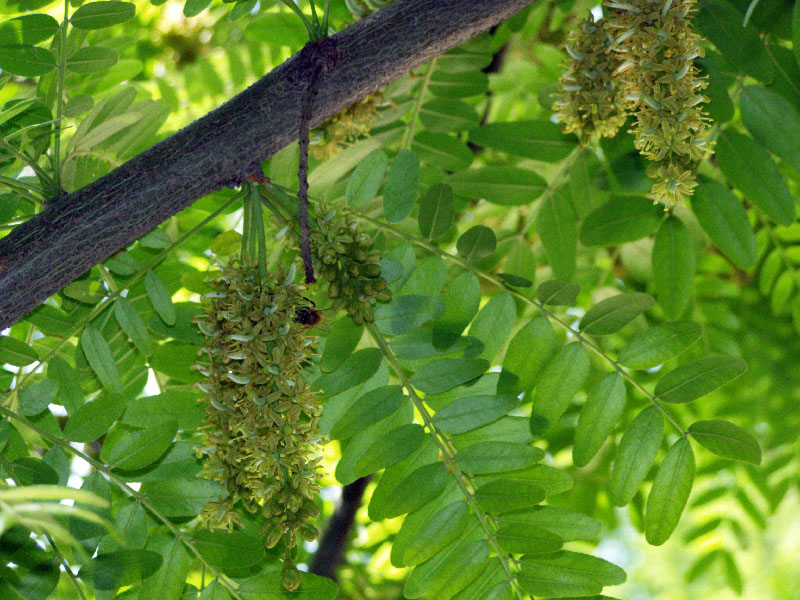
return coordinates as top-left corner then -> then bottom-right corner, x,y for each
418,183 -> 455,240
580,197 -> 662,246
457,225 -> 496,261
70,1 -> 137,30
383,149 -> 419,223
692,180 -> 757,268
469,120 -> 576,161
652,217 -> 695,319
454,441 -> 542,475
80,325 -> 122,393
346,149 -> 387,208
447,167 -> 546,205
77,549 -> 162,590
579,293 -> 655,336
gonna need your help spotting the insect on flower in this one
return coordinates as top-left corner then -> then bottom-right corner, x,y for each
294,298 -> 325,327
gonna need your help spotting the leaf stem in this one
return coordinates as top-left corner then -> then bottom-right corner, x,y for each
401,59 -> 436,150
365,322 -> 526,600
362,215 -> 687,435
0,404 -> 244,600
53,0 -> 70,193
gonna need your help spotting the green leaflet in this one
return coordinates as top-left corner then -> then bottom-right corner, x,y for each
500,315 -> 556,394
454,441 -> 543,475
411,131 -> 473,171
114,297 -> 154,356
431,395 -> 518,434
373,294 -> 445,335
140,478 -> 223,518
696,1 -> 774,81
610,406 -> 664,507
418,183 -> 455,240
653,217 -> 695,319
0,335 -> 39,367
433,271 -> 481,347
314,347 -> 383,396
716,129 -> 795,225
138,535 -> 192,600
77,549 -> 162,590
121,390 -> 204,430
104,420 -> 177,470
411,357 -> 489,394
369,437 -> 438,520
80,324 -> 122,393
18,379 -> 58,416
573,373 -> 626,468
145,270 -> 176,326
354,423 -> 425,477
234,572 -> 337,598
70,1 -> 137,30
429,69 -> 488,98
383,149 -> 419,223
499,505 -> 601,541
518,551 -> 625,597
63,394 -> 125,442
0,14 -> 59,46
329,385 -> 405,440
618,321 -> 703,370
692,181 -> 757,269
530,342 -> 590,435
537,279 -> 580,306
468,291 -> 516,361
320,317 -> 363,373
473,478 -> 545,514
404,534 -> 488,599
456,225 -> 496,261
688,419 -> 761,465
537,188 -> 577,280
495,523 -> 563,554
380,462 -> 448,518
740,86 -> 800,172
655,355 -> 747,403
392,498 -> 469,567
468,120 -> 577,162
25,304 -> 73,336
11,457 -> 59,485
191,529 -> 265,576
446,167 -> 547,205
66,46 -> 118,74
580,196 -> 663,246
579,292 -> 655,336
419,98 -> 481,132
645,438 -> 696,546
450,415 -> 531,449
0,45 -> 55,77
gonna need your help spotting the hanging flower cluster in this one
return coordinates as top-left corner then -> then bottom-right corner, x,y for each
556,2 -> 711,206
194,256 -> 321,590
310,92 -> 383,162
553,15 -> 627,146
293,203 -> 391,324
604,0 -> 711,206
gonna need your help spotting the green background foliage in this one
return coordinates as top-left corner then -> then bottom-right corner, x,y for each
1,0 -> 799,598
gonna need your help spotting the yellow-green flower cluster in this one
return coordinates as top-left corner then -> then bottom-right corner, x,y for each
298,204 -> 391,323
310,93 -> 383,162
604,0 -> 711,205
553,16 -> 627,146
194,257 -> 321,590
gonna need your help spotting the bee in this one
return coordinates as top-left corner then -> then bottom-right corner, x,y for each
294,299 -> 324,327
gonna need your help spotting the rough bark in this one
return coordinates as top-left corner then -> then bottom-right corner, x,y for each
0,0 -> 534,329
308,476 -> 372,581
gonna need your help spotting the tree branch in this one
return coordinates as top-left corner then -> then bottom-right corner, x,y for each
0,0 -> 533,329
308,476 -> 372,580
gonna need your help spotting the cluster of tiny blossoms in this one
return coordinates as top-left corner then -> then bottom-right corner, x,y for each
194,257 -> 321,590
556,1 -> 711,206
605,0 -> 711,205
294,203 -> 391,324
310,93 -> 383,162
553,15 -> 627,146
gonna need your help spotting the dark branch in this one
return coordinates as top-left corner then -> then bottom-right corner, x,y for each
0,0 -> 534,329
308,476 -> 372,580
